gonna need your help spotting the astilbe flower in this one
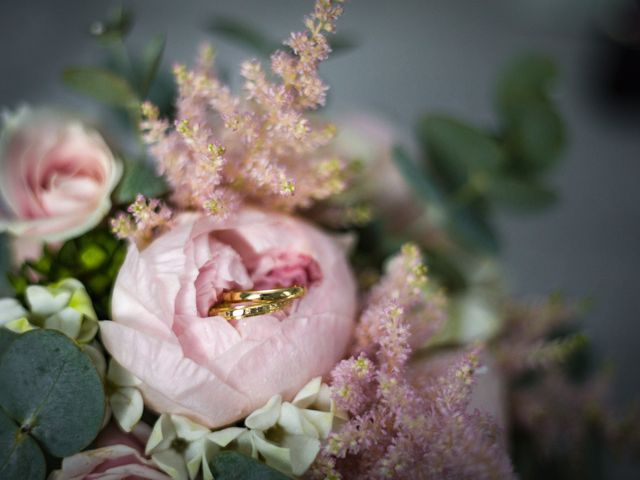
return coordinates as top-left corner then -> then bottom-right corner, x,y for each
308,245 -> 515,479
111,194 -> 172,248
140,0 -> 348,217
494,298 -> 640,468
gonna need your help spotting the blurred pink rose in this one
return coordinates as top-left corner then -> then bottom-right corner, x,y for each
49,422 -> 169,480
100,208 -> 357,428
0,107 -> 121,243
335,113 -> 423,229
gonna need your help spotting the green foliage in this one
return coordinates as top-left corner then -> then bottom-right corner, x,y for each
0,330 -> 105,478
114,158 -> 169,204
0,409 -> 46,480
62,67 -> 140,109
89,6 -> 133,43
9,228 -> 126,319
209,452 -> 289,480
139,35 -> 166,97
496,54 -> 566,174
393,53 -> 565,261
207,16 -> 356,58
418,115 -> 506,192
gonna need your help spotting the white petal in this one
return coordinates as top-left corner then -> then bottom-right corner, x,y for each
152,449 -> 189,480
245,395 -> 282,431
291,377 -> 322,408
253,434 -> 293,476
208,427 -> 246,447
26,285 -> 70,316
277,403 -> 318,438
282,434 -> 321,476
44,307 -> 82,339
147,414 -> 177,455
107,358 -> 142,387
171,414 -> 210,442
0,298 -> 27,324
82,342 -> 107,379
110,387 -> 143,432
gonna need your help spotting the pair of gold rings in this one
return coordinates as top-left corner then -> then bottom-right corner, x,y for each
208,285 -> 305,320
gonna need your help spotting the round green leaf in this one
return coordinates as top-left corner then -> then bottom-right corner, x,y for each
0,409 -> 45,480
487,175 -> 558,212
503,99 -> 565,173
496,53 -> 557,114
209,452 -> 289,480
0,329 -> 105,457
418,115 -> 507,191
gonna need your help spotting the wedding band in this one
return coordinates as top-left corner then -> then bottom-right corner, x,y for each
208,300 -> 292,320
220,285 -> 305,304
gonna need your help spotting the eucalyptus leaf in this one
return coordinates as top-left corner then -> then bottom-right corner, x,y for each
90,6 -> 133,42
0,328 -> 17,356
392,145 -> 444,206
139,35 -> 166,97
209,452 -> 289,480
115,158 -> 168,204
418,115 -> 507,191
62,67 -> 139,108
0,409 -> 45,480
0,329 -> 105,457
496,53 -> 557,112
503,99 -> 565,173
487,175 -> 558,212
496,54 -> 565,173
449,207 -> 499,254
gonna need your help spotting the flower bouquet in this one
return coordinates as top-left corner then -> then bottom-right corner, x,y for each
0,1 -> 638,479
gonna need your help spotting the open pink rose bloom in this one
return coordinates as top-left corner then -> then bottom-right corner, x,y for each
101,208 -> 357,428
0,108 -> 121,242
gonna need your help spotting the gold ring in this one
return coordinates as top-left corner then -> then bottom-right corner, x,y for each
208,300 -> 292,320
220,285 -> 305,304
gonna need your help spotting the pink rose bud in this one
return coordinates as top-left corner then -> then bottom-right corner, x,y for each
100,208 -> 357,428
0,107 -> 121,243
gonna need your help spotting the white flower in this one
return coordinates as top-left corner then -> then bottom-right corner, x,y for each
25,278 -> 99,343
0,297 -> 33,333
106,359 -> 144,432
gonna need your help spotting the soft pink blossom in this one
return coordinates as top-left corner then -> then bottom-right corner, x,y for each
49,423 -> 169,480
0,107 -> 121,242
100,207 -> 357,428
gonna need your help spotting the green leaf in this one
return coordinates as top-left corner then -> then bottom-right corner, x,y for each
139,35 -> 166,97
418,115 -> 507,191
209,452 -> 289,480
503,99 -> 565,173
496,54 -> 566,173
0,409 -> 45,480
392,145 -> 444,206
90,6 -> 133,42
449,207 -> 499,254
62,67 -> 139,108
0,329 -> 18,356
114,158 -> 168,204
487,175 -> 558,212
0,329 -> 105,457
496,54 -> 557,112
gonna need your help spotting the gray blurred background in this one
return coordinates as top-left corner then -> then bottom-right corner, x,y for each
0,0 -> 638,475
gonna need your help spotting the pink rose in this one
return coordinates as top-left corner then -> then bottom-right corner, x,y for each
0,107 -> 121,243
49,423 -> 169,480
100,208 -> 357,428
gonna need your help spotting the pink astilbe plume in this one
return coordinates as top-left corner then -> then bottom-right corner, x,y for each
308,245 -> 515,479
140,0 -> 347,217
110,194 -> 172,248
